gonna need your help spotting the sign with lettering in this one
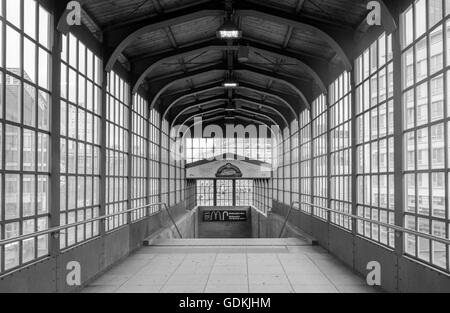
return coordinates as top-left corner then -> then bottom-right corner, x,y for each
203,210 -> 247,222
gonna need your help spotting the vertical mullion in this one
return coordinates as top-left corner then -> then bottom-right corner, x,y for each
16,0 -> 24,268
213,179 -> 217,206
298,117 -> 302,214
99,68 -> 107,237
393,1 -> 406,281
160,113 -> 163,206
425,0 -> 434,264
1,0 -> 6,273
74,37 -> 79,244
32,0 -> 39,261
82,47 -> 87,241
146,96 -> 151,214
309,109 -> 313,216
351,66 -> 358,239
327,83 -> 332,229
443,2 -> 450,272
49,6 -> 61,264
412,2 -> 420,259
127,88 -> 132,225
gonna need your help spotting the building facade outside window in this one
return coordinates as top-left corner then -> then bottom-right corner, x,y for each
0,0 -> 51,272
105,71 -> 129,231
299,109 -> 312,213
401,0 -> 449,271
60,33 -> 101,248
312,95 -> 328,220
329,72 -> 353,231
355,32 -> 396,248
131,94 -> 148,221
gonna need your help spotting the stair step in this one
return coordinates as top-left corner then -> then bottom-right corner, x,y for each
146,238 -> 311,247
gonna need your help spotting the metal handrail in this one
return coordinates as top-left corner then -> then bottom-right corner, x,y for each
0,202 -> 182,247
298,202 -> 450,246
278,201 -> 301,238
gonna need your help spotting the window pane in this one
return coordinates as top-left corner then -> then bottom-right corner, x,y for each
6,75 -> 21,123
5,125 -> 20,170
23,83 -> 36,127
6,0 -> 21,28
23,129 -> 35,171
5,175 -> 20,220
6,26 -> 20,70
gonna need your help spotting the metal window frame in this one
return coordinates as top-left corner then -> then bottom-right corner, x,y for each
399,0 -> 450,272
59,32 -> 102,249
0,0 -> 53,274
354,33 -> 397,249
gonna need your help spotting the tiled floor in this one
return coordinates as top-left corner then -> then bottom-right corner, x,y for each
82,239 -> 378,293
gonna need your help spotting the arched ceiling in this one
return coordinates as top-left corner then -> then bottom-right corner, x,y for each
56,0 -> 397,125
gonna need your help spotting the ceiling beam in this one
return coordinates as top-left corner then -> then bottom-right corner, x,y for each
152,0 -> 164,14
160,81 -> 298,121
174,102 -> 284,128
57,0 -> 397,77
103,1 -> 356,73
165,27 -> 179,48
171,97 -> 228,127
81,7 -> 103,41
170,96 -> 290,128
234,5 -> 353,70
184,116 -> 276,136
180,108 -> 279,130
148,64 -> 310,112
167,88 -> 293,123
295,0 -> 306,13
103,3 -> 223,71
282,26 -> 294,49
131,42 -> 327,94
234,98 -> 289,126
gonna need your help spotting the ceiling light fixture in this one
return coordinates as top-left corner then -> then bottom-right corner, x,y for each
217,19 -> 242,40
223,81 -> 239,88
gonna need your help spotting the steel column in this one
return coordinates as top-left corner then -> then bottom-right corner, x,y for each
50,14 -> 62,259
392,5 -> 404,292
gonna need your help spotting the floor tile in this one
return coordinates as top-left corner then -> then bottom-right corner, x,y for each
166,274 -> 209,285
326,274 -> 365,285
160,284 -> 206,293
82,285 -> 119,293
211,265 -> 248,274
83,239 -> 373,294
293,284 -> 340,293
335,284 -> 379,293
288,273 -> 332,285
115,284 -> 163,293
248,266 -> 285,274
90,275 -> 130,286
249,284 -> 294,293
208,274 -> 248,285
126,274 -> 171,285
205,284 -> 249,293
249,274 -> 290,285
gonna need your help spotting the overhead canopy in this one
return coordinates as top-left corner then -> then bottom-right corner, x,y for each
57,0 -> 397,125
